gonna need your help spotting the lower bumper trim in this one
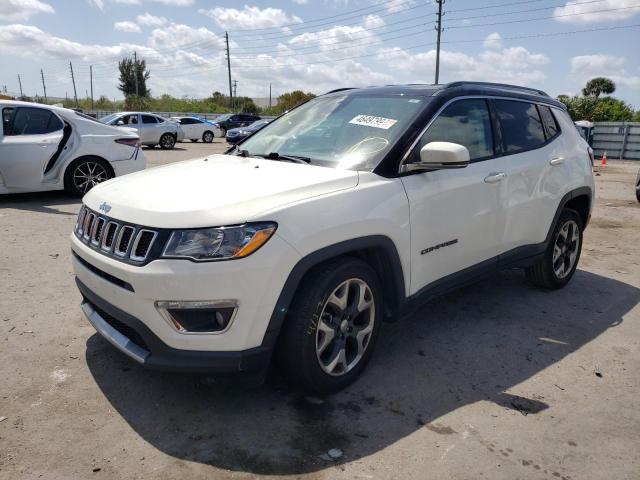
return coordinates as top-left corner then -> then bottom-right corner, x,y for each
76,278 -> 273,373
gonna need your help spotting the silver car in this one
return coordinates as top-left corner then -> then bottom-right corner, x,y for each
99,112 -> 184,149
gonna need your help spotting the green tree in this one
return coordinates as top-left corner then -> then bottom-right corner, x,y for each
118,56 -> 150,109
275,90 -> 316,114
582,77 -> 615,98
558,95 -> 634,122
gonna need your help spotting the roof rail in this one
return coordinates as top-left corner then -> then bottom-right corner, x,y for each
443,81 -> 549,97
324,87 -> 357,95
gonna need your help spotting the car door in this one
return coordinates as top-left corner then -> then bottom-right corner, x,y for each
190,118 -> 205,137
400,98 -> 507,295
139,114 -> 159,143
0,106 -> 65,190
493,99 -> 565,251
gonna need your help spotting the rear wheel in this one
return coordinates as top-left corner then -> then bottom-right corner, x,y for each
159,133 -> 176,149
64,157 -> 113,197
277,258 -> 382,394
202,131 -> 214,143
525,209 -> 583,289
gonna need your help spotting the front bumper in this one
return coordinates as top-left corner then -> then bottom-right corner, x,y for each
77,278 -> 273,372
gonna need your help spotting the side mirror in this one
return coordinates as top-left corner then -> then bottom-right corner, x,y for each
116,119 -> 125,126
404,141 -> 470,172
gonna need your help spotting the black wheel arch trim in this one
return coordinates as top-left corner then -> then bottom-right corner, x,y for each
545,186 -> 593,243
262,235 -> 406,348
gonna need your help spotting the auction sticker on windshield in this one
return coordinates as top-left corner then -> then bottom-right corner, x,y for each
349,115 -> 398,130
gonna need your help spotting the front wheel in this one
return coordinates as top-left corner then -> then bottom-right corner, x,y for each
277,258 -> 382,394
64,157 -> 113,197
525,209 -> 583,289
202,131 -> 214,143
159,133 -> 176,149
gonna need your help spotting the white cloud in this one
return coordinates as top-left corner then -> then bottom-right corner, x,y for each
363,14 -> 385,29
386,0 -> 416,13
148,23 -> 226,50
150,0 -> 193,5
136,12 -> 167,27
291,0 -> 308,4
554,0 -> 640,23
89,0 -> 105,10
0,0 -> 54,22
483,32 -> 502,49
570,53 -> 640,89
377,45 -> 549,85
114,20 -> 141,33
112,0 -> 142,4
289,24 -> 379,56
198,5 -> 302,29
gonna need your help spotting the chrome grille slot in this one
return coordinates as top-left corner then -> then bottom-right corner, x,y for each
130,230 -> 157,262
91,217 -> 106,246
101,222 -> 119,251
76,207 -> 87,235
115,226 -> 136,257
83,213 -> 95,241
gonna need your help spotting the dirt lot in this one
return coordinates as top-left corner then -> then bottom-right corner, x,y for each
1,143 -> 639,480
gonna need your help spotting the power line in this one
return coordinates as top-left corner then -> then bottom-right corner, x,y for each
435,0 -> 444,85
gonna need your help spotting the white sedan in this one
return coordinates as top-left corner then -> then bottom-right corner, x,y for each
169,116 -> 222,142
0,101 -> 145,196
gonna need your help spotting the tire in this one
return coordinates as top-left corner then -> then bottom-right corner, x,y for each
276,257 -> 382,394
202,131 -> 214,143
636,185 -> 640,203
525,209 -> 583,289
190,139 -> 198,143
159,133 -> 176,149
64,157 -> 113,197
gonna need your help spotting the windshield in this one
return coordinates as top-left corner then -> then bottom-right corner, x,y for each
249,119 -> 270,130
239,93 -> 427,170
216,114 -> 233,122
99,113 -> 119,124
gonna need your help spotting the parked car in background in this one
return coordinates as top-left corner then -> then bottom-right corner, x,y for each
99,112 -> 184,149
212,113 -> 261,136
71,82 -> 594,393
169,116 -> 222,143
0,101 -> 145,196
226,119 -> 271,144
636,167 -> 640,202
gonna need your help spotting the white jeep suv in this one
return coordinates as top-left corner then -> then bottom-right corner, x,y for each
71,82 -> 594,393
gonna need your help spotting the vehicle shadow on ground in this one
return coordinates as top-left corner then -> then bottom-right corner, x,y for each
86,269 -> 639,475
0,191 -> 80,216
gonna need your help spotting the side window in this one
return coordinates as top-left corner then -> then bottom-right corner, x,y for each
409,99 -> 494,163
192,118 -> 203,124
231,115 -> 241,122
141,115 -> 157,124
538,105 -> 560,140
493,100 -> 546,153
2,107 -> 15,135
3,107 -> 63,136
121,114 -> 137,125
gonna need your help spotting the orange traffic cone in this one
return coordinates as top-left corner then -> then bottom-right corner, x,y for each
601,151 -> 607,167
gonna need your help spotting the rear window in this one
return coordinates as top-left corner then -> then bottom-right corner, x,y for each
538,105 -> 560,140
493,100 -> 546,153
141,115 -> 157,124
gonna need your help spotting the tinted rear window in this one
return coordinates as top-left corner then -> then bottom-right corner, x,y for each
538,105 -> 560,140
493,100 -> 545,153
141,115 -> 157,124
5,107 -> 63,135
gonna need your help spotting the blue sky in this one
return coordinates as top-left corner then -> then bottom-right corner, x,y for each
1,0 -> 639,106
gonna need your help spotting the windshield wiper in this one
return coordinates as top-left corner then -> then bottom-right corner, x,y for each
255,152 -> 312,164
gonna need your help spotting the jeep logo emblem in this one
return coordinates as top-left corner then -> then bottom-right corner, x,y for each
99,202 -> 112,214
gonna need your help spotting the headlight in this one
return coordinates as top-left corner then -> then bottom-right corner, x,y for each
162,222 -> 277,261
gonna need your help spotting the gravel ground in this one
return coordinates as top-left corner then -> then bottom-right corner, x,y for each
1,145 -> 639,480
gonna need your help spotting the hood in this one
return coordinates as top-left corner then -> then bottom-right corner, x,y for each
83,154 -> 359,228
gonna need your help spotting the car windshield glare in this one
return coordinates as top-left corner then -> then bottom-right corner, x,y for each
99,113 -> 119,124
239,93 -> 427,170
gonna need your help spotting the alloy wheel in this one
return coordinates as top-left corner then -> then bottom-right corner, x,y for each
161,134 -> 175,148
73,161 -> 109,194
315,278 -> 375,376
203,132 -> 213,143
552,219 -> 580,279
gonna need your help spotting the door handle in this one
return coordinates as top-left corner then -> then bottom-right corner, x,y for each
484,172 -> 507,184
550,156 -> 564,166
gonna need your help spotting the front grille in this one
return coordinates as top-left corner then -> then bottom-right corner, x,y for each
74,206 -> 160,265
89,300 -> 149,351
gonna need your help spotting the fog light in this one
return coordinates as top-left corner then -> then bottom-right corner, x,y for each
156,300 -> 237,333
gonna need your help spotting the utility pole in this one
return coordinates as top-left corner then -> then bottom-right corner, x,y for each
225,32 -> 233,112
269,83 -> 272,110
133,51 -> 139,98
434,0 -> 444,84
69,61 -> 78,107
17,74 -> 23,98
40,69 -> 47,102
90,65 -> 94,110
232,80 -> 238,112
